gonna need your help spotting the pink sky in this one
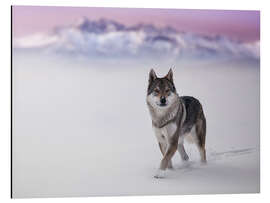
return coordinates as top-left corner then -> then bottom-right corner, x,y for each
12,6 -> 260,42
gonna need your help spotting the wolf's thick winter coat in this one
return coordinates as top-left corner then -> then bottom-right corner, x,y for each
146,69 -> 206,178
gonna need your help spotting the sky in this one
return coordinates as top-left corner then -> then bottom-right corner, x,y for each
12,6 -> 260,42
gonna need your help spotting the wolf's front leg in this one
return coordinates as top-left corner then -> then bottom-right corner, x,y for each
158,142 -> 173,169
154,143 -> 178,178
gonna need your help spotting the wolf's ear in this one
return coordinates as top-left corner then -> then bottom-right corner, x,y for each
149,69 -> 157,84
165,68 -> 173,82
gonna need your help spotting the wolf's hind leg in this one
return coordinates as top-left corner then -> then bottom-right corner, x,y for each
178,143 -> 189,161
198,146 -> 206,163
158,143 -> 173,169
195,117 -> 207,163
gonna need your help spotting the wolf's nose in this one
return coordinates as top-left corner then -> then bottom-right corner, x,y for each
160,97 -> 166,104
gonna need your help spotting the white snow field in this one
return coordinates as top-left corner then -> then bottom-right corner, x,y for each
12,53 -> 260,198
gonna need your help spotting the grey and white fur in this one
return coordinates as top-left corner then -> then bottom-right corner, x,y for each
146,68 -> 206,178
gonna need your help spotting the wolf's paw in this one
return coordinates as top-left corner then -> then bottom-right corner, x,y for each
154,169 -> 166,179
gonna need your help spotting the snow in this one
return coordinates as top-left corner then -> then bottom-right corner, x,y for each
12,53 -> 260,198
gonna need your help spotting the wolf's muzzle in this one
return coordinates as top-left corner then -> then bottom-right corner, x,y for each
160,96 -> 166,105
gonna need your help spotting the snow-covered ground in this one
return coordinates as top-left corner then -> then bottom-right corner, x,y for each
12,53 -> 260,198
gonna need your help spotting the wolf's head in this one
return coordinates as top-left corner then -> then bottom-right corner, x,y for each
146,69 -> 178,108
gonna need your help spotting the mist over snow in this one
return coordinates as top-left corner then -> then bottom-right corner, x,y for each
12,55 -> 260,197
13,17 -> 259,60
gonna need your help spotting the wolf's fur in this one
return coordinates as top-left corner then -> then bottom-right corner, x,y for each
146,69 -> 206,178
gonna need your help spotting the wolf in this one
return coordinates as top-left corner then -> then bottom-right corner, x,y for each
146,68 -> 206,178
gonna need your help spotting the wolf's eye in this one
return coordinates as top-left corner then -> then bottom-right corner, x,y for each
153,89 -> 160,95
166,89 -> 171,96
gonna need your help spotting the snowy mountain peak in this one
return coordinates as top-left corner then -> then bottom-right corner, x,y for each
75,17 -> 126,33
13,17 -> 260,60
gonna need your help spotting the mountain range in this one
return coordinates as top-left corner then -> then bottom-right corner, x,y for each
13,17 -> 260,60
